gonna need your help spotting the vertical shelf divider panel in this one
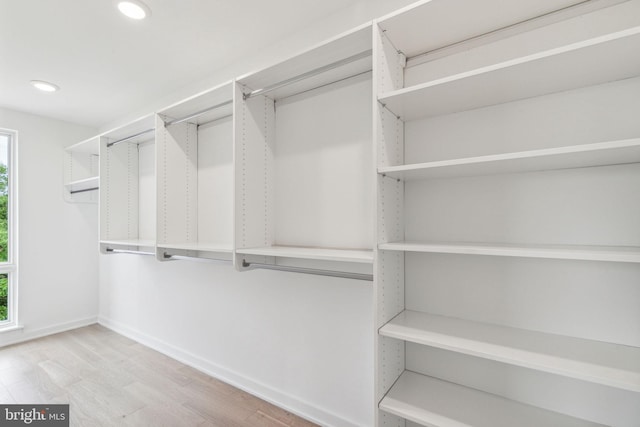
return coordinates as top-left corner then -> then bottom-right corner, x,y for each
374,1 -> 640,426
374,20 -> 406,427
156,81 -> 235,262
99,114 -> 156,255
234,24 -> 375,278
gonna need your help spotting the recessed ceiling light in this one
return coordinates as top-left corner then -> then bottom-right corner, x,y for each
117,0 -> 151,20
30,80 -> 60,92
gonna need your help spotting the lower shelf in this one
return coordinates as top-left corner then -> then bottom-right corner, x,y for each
379,310 -> 640,392
237,245 -> 374,264
65,176 -> 99,193
380,371 -> 604,427
378,241 -> 640,263
101,239 -> 155,247
158,242 -> 233,253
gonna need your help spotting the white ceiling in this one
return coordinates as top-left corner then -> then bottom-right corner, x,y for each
0,0 -> 364,128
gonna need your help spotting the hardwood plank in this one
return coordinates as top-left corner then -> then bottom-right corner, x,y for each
0,325 -> 319,426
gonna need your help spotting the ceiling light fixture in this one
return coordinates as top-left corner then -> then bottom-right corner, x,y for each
117,0 -> 151,20
30,80 -> 60,92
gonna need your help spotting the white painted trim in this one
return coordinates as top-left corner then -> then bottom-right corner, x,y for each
98,315 -> 364,427
0,316 -> 97,347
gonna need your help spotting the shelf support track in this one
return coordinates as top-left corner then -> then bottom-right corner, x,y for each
164,100 -> 234,126
243,49 -> 373,100
106,128 -> 155,148
241,260 -> 373,281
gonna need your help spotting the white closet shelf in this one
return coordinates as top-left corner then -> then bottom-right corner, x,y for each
380,310 -> 640,392
380,371 -> 605,427
377,0 -> 587,58
65,176 -> 99,192
378,241 -> 640,263
237,24 -> 371,100
66,137 -> 99,155
100,239 -> 155,247
378,27 -> 640,121
237,246 -> 373,264
378,139 -> 640,180
157,242 -> 233,253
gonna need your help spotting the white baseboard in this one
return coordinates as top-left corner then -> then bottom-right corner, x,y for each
0,316 -> 98,348
98,315 -> 362,427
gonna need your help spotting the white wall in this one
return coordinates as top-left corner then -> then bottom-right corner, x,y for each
98,1 -> 418,426
0,107 -> 98,346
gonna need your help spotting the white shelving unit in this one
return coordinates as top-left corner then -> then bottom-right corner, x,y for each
156,82 -> 234,262
99,114 -> 156,254
64,136 -> 99,203
374,1 -> 640,426
234,24 -> 374,276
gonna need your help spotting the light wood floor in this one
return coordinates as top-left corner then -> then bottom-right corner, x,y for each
0,325 -> 319,427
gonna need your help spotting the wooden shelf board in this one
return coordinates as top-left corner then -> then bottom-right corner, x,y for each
65,176 -> 99,192
377,0 -> 586,58
379,27 -> 640,121
378,241 -> 640,263
380,371 -> 605,427
157,242 -> 233,253
237,246 -> 373,264
380,310 -> 640,392
378,139 -> 640,180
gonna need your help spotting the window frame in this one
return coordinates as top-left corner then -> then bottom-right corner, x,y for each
0,128 -> 18,329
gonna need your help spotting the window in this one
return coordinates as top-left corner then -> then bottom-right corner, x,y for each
0,130 -> 16,327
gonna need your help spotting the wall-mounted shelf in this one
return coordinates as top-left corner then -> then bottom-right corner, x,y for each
64,136 -> 100,203
379,371 -> 604,427
100,239 -> 155,248
378,241 -> 640,263
237,246 -> 373,264
380,310 -> 640,392
378,139 -> 640,180
378,27 -> 640,121
65,176 -> 99,194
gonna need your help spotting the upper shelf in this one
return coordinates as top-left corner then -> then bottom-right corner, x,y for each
237,24 -> 372,100
66,136 -> 100,155
65,176 -> 99,193
157,242 -> 233,253
378,139 -> 640,180
377,0 -> 588,58
102,114 -> 156,146
380,310 -> 640,392
379,27 -> 640,121
158,81 -> 233,126
380,371 -> 605,427
237,245 -> 373,264
378,241 -> 640,263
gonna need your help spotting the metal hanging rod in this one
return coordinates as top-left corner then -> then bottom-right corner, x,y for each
70,187 -> 99,194
106,128 -> 155,148
164,100 -> 233,126
105,248 -> 155,256
241,260 -> 373,281
243,49 -> 372,100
